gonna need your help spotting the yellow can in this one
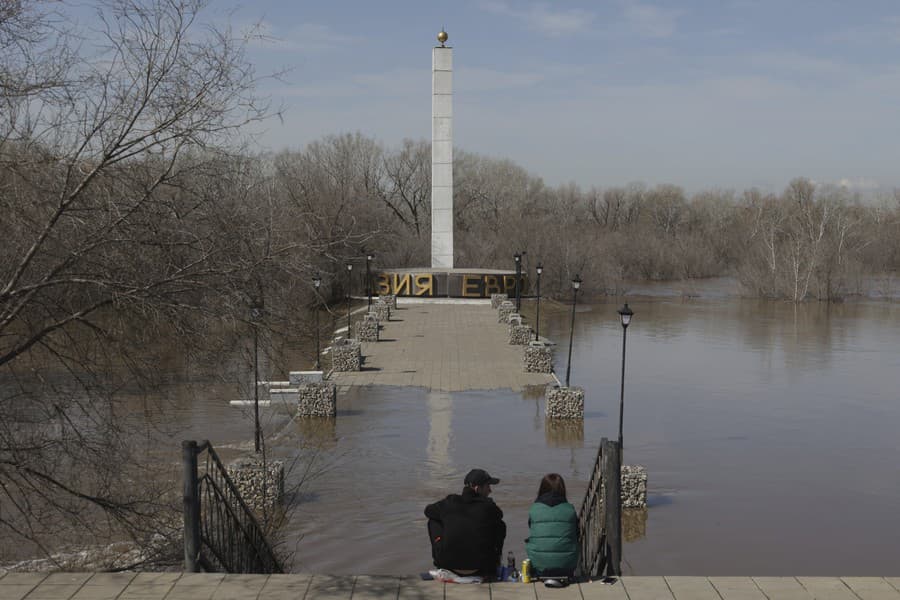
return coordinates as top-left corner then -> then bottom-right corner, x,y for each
521,559 -> 531,583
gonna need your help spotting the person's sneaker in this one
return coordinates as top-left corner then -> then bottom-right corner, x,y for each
544,579 -> 567,588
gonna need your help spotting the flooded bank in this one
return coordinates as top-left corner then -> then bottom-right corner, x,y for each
264,297 -> 900,574
4,294 -> 899,575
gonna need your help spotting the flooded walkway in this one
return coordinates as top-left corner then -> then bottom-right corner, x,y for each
4,572 -> 900,600
329,301 -> 556,392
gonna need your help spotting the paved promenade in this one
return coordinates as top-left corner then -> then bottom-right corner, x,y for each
4,573 -> 900,600
329,301 -> 556,392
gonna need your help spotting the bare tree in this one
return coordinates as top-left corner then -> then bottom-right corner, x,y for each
0,0 -> 272,560
377,139 -> 431,237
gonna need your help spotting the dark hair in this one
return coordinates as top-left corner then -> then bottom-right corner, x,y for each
537,473 -> 567,500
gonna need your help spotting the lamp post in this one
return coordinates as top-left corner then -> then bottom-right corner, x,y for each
249,303 -> 263,453
366,252 -> 374,310
313,274 -> 322,370
617,303 -> 634,457
346,263 -> 353,336
564,275 -> 582,387
514,252 -> 522,312
535,263 -> 543,341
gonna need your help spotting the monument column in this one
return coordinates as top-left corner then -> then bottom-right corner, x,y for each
431,30 -> 453,269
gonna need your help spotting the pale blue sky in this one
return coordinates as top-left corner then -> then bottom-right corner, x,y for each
110,1 -> 900,193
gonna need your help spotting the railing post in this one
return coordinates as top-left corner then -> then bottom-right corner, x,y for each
602,438 -> 622,576
183,440 -> 201,572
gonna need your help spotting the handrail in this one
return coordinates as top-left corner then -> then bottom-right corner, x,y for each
183,440 -> 284,573
576,437 -> 622,578
576,441 -> 606,578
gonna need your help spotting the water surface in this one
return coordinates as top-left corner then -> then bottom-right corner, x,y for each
233,296 -> 900,575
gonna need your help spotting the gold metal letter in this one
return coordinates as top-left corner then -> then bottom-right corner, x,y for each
483,275 -> 501,295
462,275 -> 481,298
393,273 -> 411,296
414,274 -> 434,297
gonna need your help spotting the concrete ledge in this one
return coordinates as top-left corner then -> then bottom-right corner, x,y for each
2,575 -> 896,600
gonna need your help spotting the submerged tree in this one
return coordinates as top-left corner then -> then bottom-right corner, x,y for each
0,0 -> 271,561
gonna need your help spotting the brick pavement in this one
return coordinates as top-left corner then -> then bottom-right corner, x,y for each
329,301 -> 556,392
4,573 -> 900,600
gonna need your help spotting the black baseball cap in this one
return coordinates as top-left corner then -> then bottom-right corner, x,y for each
464,468 -> 500,486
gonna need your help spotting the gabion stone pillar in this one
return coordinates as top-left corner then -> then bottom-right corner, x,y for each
524,341 -> 553,373
598,473 -> 649,537
491,293 -> 508,309
297,382 -> 337,417
621,465 -> 648,508
546,385 -> 584,419
332,338 -> 361,371
371,299 -> 390,322
498,301 -> 515,323
356,314 -> 379,342
382,294 -> 397,310
508,324 -> 532,345
227,458 -> 284,513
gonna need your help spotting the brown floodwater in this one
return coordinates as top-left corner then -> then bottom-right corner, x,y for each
6,288 -> 898,575
157,292 -> 900,576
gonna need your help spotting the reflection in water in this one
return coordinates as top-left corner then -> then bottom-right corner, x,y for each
293,417 -> 337,449
522,384 -> 548,400
13,293 -> 895,574
426,391 -> 454,482
623,508 -> 647,542
544,418 -> 584,447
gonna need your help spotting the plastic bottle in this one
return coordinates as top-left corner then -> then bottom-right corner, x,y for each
507,552 -> 518,581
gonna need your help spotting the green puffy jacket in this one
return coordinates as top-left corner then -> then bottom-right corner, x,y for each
525,493 -> 579,574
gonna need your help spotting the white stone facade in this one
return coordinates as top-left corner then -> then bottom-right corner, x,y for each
432,46 -> 453,269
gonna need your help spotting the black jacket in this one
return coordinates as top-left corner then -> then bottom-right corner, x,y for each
425,488 -> 506,575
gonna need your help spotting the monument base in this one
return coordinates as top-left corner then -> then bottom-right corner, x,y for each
374,268 -> 525,299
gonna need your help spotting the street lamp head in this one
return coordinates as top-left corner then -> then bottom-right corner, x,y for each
572,275 -> 582,291
514,252 -> 521,264
313,274 -> 321,288
536,263 -> 543,276
618,302 -> 634,328
347,263 -> 352,271
367,253 -> 374,262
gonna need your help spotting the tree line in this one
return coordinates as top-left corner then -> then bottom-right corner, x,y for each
2,0 -> 899,565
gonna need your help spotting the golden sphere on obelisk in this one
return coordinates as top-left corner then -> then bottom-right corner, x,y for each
437,29 -> 448,46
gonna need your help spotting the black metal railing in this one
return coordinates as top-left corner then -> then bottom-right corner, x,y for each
576,437 -> 621,578
182,440 -> 284,573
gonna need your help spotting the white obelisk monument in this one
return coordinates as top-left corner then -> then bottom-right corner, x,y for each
431,30 -> 453,269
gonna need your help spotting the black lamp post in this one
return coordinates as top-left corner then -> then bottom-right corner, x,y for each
564,275 -> 582,387
249,303 -> 263,453
617,303 -> 634,457
346,263 -> 353,336
313,274 -> 322,370
514,252 -> 522,312
366,252 -> 374,310
535,263 -> 543,341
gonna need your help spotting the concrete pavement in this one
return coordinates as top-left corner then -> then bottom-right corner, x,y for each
4,573 -> 900,600
329,301 -> 556,392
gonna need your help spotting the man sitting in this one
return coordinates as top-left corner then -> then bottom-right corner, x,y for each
425,469 -> 506,579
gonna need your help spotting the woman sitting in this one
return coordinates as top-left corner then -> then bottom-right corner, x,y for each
525,473 -> 579,580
